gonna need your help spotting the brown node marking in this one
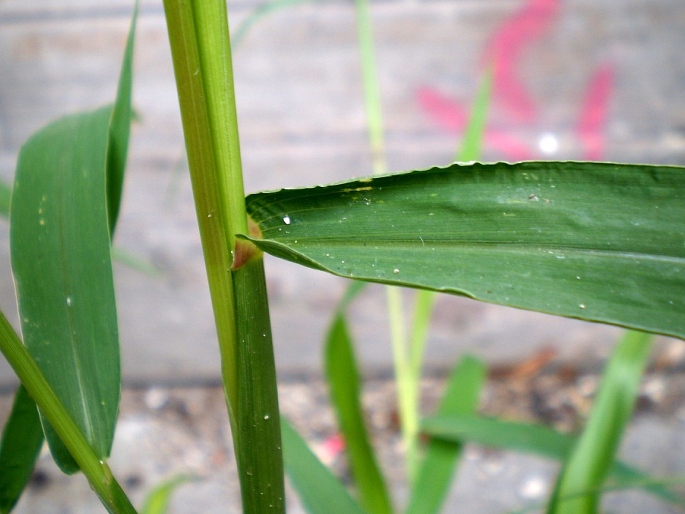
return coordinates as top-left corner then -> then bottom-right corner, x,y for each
231,217 -> 263,269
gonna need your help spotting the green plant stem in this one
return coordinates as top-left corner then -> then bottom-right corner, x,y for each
550,331 -> 654,514
0,312 -> 136,514
354,0 -> 423,481
163,0 -> 241,434
163,1 -> 284,512
232,0 -> 310,48
234,257 -> 284,512
355,0 -> 386,176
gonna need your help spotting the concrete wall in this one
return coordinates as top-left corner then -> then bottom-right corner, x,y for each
0,0 -> 683,385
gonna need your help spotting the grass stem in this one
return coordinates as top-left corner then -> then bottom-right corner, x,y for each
163,1 -> 284,511
0,312 -> 136,514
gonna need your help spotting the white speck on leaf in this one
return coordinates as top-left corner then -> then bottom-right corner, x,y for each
283,215 -> 291,225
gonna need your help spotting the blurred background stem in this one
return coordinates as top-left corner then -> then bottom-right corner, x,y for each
354,0 -> 492,483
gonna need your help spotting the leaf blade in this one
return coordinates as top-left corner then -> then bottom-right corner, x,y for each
325,308 -> 392,514
282,419 -> 366,514
422,411 -> 684,509
406,355 -> 486,514
8,6 -> 136,473
11,107 -> 121,473
140,474 -> 197,514
244,161 -> 685,339
0,385 -> 44,513
106,0 -> 138,234
549,331 -> 654,514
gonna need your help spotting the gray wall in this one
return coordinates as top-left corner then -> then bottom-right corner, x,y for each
0,0 -> 683,386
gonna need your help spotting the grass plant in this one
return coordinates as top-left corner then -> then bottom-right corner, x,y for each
0,1 -> 683,513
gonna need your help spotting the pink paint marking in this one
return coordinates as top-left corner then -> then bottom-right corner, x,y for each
484,130 -> 534,161
416,86 -> 468,132
416,0 -> 616,162
485,0 -> 561,122
417,86 -> 534,160
322,433 -> 345,458
577,63 -> 614,160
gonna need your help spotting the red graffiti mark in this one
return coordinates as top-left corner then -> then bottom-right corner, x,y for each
577,63 -> 614,160
418,86 -> 533,159
417,86 -> 468,132
485,0 -> 561,122
417,0 -> 614,161
485,130 -> 534,161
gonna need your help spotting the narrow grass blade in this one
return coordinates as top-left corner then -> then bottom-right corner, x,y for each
107,0 -> 137,234
244,161 -> 685,339
0,180 -> 11,218
422,412 -> 684,509
325,308 -> 392,514
456,68 -> 492,162
506,475 -> 685,514
423,414 -> 572,458
232,0 -> 311,47
140,475 -> 198,514
406,355 -> 486,514
110,247 -> 161,277
548,331 -> 654,514
282,419 -> 366,514
9,7 -> 136,473
0,385 -> 44,513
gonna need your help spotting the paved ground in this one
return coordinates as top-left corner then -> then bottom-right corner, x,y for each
4,359 -> 685,513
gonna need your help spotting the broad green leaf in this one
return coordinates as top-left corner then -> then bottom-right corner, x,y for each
282,419 -> 366,514
423,410 -> 684,509
12,107 -> 120,473
0,385 -> 44,513
406,355 -> 486,514
9,9 -> 136,473
549,331 -> 654,514
243,161 -> 685,339
140,475 -> 197,514
325,299 -> 392,514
